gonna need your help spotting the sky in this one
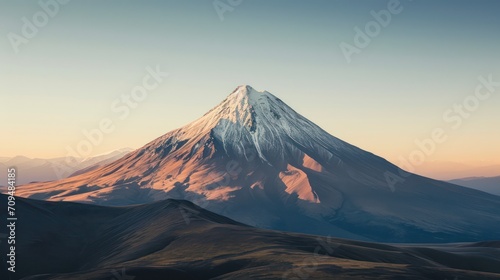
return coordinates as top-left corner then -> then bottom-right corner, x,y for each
1,0 -> 499,179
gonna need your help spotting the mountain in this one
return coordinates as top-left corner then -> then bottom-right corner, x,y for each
2,195 -> 500,280
16,85 -> 500,243
448,176 -> 500,196
0,148 -> 133,185
413,161 -> 500,181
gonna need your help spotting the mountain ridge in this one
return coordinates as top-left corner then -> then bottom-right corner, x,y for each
0,148 -> 133,185
2,194 -> 500,280
448,175 -> 500,196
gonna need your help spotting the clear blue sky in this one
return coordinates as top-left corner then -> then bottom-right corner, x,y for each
1,1 -> 499,174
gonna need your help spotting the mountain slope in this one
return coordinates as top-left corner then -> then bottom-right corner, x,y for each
449,176 -> 500,196
2,195 -> 500,280
16,85 -> 500,242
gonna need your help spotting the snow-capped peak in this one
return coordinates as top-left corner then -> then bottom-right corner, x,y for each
177,85 -> 358,167
232,84 -> 256,93
188,84 -> 274,133
227,85 -> 271,108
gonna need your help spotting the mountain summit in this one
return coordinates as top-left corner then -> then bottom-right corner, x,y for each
191,84 -> 363,167
18,85 -> 500,242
